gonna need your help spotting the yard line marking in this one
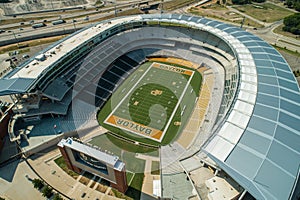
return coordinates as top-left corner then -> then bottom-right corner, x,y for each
104,62 -> 195,142
105,65 -> 153,120
160,70 -> 195,138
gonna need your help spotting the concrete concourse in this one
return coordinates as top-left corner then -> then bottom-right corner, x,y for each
27,148 -> 121,200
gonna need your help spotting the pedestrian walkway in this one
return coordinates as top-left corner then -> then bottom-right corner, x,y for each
28,148 -> 121,200
137,153 -> 160,199
0,159 -> 44,200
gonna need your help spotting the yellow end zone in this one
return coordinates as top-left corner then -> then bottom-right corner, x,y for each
149,57 -> 200,69
152,62 -> 193,76
106,115 -> 163,141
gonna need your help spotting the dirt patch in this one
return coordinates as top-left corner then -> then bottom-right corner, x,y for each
188,3 -> 263,28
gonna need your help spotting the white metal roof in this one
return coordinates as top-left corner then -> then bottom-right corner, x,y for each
58,138 -> 120,167
10,16 -> 141,80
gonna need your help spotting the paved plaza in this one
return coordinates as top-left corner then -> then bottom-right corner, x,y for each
0,159 -> 44,200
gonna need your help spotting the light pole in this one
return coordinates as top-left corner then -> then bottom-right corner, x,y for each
50,0 -> 54,10
72,19 -> 77,32
2,3 -> 7,15
275,34 -> 280,46
12,30 -> 19,47
114,0 -> 117,17
240,16 -> 246,29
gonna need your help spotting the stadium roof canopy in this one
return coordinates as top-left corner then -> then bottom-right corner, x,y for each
0,13 -> 299,199
58,138 -> 120,167
139,14 -> 300,200
0,19 -> 117,95
0,78 -> 34,95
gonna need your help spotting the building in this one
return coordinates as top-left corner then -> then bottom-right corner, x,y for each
58,137 -> 128,193
0,101 -> 12,152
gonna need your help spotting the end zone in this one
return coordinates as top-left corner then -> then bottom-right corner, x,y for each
106,115 -> 163,141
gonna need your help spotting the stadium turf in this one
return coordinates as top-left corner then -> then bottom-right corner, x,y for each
98,61 -> 202,146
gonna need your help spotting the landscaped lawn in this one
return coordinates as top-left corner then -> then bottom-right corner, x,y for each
54,157 -> 79,179
274,24 -> 300,40
151,161 -> 160,175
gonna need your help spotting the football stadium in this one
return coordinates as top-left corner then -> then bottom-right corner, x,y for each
0,14 -> 299,200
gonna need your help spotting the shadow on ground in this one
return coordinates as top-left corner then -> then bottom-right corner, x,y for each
0,158 -> 21,182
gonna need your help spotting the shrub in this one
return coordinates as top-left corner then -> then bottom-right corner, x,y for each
53,193 -> 63,200
283,13 -> 300,35
42,185 -> 53,198
32,178 -> 44,190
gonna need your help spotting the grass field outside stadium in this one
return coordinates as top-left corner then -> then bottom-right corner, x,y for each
98,60 -> 202,146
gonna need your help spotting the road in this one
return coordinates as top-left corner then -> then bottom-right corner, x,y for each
0,0 -> 148,18
225,5 -> 300,52
0,6 -> 132,45
247,20 -> 300,52
1,0 -> 299,53
176,2 -> 300,53
0,0 -> 160,31
0,0 -> 148,29
0,0 -> 165,45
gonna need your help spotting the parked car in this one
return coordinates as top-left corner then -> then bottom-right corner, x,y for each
22,54 -> 30,59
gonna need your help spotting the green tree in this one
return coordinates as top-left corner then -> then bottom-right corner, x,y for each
32,178 -> 44,190
231,0 -> 251,5
42,185 -> 53,198
252,0 -> 266,2
286,0 -> 294,8
284,0 -> 300,11
231,0 -> 265,4
295,2 -> 300,11
53,193 -> 63,200
283,13 -> 300,35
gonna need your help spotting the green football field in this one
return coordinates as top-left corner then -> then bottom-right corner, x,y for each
98,61 -> 202,145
